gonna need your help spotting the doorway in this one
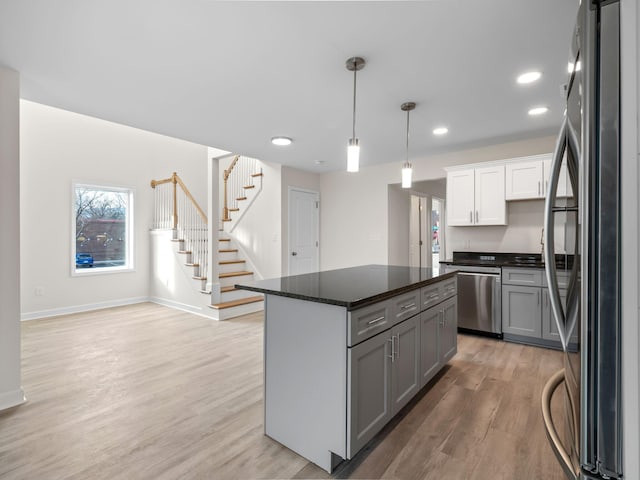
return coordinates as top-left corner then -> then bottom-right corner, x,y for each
432,197 -> 445,267
288,187 -> 319,275
409,194 -> 429,267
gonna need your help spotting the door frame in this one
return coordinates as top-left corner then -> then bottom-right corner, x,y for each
287,186 -> 320,275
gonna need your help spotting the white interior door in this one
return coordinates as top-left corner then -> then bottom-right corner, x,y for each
409,195 -> 429,268
289,188 -> 319,275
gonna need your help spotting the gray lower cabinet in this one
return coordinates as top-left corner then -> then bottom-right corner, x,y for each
502,267 -> 577,350
419,296 -> 458,388
348,329 -> 393,456
502,284 -> 542,338
542,289 -> 579,345
348,314 -> 420,456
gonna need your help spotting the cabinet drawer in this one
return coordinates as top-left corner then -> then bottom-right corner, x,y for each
348,300 -> 392,347
421,284 -> 441,310
439,277 -> 457,300
502,268 -> 543,286
390,290 -> 420,324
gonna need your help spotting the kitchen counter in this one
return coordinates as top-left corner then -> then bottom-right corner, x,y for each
236,265 -> 457,473
440,251 -> 575,270
235,264 -> 456,310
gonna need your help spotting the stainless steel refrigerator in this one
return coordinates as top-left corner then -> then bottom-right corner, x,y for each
542,0 -> 622,479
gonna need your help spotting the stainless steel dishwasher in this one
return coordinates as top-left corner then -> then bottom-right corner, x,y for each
443,264 -> 502,337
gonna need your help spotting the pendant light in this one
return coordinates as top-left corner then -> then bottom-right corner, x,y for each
401,102 -> 416,189
346,57 -> 365,172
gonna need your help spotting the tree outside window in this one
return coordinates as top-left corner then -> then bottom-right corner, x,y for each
73,184 -> 134,274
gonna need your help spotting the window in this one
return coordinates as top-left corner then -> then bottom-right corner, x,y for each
73,183 -> 134,274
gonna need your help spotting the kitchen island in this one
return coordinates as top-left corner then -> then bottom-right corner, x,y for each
236,264 -> 458,472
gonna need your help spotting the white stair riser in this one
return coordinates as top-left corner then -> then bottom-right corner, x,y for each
218,300 -> 264,320
219,262 -> 247,274
218,250 -> 239,262
221,289 -> 259,302
219,274 -> 253,288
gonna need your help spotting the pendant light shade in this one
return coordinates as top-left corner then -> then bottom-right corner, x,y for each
401,102 -> 416,189
346,57 -> 365,173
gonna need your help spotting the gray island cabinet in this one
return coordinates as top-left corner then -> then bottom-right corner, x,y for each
236,265 -> 457,473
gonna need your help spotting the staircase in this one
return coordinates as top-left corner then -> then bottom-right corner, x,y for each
150,158 -> 265,320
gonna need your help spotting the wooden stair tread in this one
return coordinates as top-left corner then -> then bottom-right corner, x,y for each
221,286 -> 237,293
222,218 -> 232,222
228,208 -> 240,212
251,173 -> 263,177
236,196 -> 247,201
170,239 -> 184,243
219,249 -> 238,253
185,263 -> 200,267
243,185 -> 255,189
219,270 -> 252,279
193,276 -> 207,281
210,296 -> 263,310
219,260 -> 245,265
177,250 -> 192,254
218,238 -> 230,242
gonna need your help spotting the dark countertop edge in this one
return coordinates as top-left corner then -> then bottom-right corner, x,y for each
439,260 -> 565,270
236,271 -> 457,311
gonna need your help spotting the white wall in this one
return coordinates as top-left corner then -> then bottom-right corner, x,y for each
0,67 -> 24,410
320,136 -> 556,270
20,101 -> 208,319
281,166 -> 320,275
388,184 -> 410,266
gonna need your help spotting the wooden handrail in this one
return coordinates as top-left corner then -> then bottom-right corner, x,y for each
150,172 -> 208,227
222,155 -> 240,222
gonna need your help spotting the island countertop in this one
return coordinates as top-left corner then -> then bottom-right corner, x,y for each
235,264 -> 456,310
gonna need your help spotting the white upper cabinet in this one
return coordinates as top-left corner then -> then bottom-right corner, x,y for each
505,154 -> 572,200
446,168 -> 475,225
505,160 -> 544,200
447,165 -> 506,226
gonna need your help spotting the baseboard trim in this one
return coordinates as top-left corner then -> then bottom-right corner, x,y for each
149,297 -> 219,321
21,297 -> 149,321
0,388 -> 26,411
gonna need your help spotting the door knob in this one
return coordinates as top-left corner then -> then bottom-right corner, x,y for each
291,252 -> 297,256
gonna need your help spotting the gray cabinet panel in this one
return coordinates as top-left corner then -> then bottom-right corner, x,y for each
421,284 -> 441,310
390,289 -> 420,324
347,331 -> 392,457
440,297 -> 458,363
348,300 -> 391,347
420,307 -> 441,387
502,285 -> 542,338
541,270 -> 570,289
542,289 -> 579,345
391,315 -> 421,414
502,267 -> 543,286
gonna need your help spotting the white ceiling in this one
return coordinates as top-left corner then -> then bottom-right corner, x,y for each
0,0 -> 577,172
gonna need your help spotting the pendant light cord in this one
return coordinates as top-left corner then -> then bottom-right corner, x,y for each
405,109 -> 410,164
352,68 -> 357,139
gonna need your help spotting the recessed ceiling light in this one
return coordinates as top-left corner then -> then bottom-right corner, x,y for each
433,127 -> 449,136
271,136 -> 292,146
517,71 -> 542,84
528,106 -> 549,116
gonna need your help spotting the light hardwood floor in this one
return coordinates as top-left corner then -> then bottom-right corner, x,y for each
0,303 -> 566,479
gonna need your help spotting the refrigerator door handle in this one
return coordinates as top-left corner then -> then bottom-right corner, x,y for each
541,368 -> 579,480
544,116 -> 569,350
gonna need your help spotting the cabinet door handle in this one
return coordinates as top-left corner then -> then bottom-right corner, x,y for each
387,337 -> 395,362
367,316 -> 385,325
537,291 -> 540,305
469,211 -> 473,223
395,334 -> 400,359
401,303 -> 416,310
538,181 -> 541,196
475,210 -> 479,223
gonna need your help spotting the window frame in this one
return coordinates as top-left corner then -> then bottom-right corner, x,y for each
71,181 -> 135,276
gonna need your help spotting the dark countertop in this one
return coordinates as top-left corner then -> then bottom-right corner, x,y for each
235,264 -> 456,310
440,251 -> 574,270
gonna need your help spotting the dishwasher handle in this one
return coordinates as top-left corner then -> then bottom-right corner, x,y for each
456,271 -> 501,277
493,275 -> 502,334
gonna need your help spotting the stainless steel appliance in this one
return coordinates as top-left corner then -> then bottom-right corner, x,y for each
542,1 -> 622,479
442,264 -> 502,337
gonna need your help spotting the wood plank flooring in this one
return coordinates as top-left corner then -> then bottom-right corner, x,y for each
0,303 -> 566,479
